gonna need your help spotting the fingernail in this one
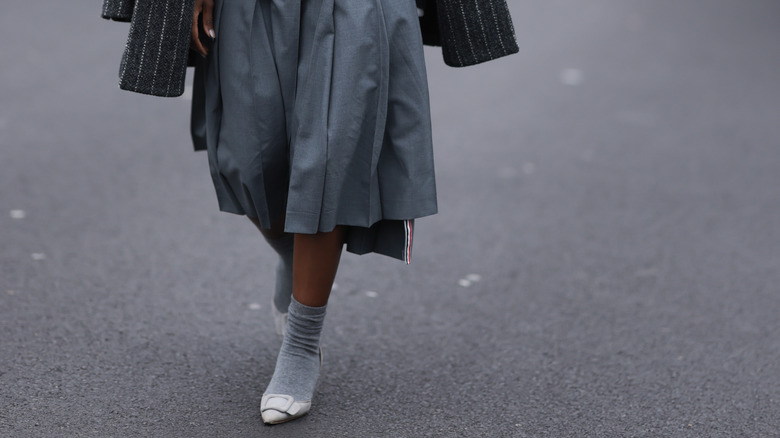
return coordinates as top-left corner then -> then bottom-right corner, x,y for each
209,30 -> 216,39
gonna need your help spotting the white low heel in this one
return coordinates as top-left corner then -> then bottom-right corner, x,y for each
272,301 -> 287,339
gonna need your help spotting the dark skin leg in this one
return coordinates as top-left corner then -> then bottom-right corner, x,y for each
249,216 -> 345,308
291,226 -> 345,307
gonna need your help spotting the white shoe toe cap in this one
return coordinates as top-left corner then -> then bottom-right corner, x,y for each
261,394 -> 311,424
261,408 -> 292,424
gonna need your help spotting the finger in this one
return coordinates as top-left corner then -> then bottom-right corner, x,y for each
203,0 -> 215,39
191,7 -> 208,56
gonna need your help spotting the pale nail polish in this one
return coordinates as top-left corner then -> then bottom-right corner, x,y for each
209,29 -> 216,39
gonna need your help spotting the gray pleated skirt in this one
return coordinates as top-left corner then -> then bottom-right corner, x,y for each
192,0 -> 437,261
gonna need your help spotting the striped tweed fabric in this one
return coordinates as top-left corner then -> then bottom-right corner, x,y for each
101,0 -> 134,22
430,0 -> 519,67
102,0 -> 194,97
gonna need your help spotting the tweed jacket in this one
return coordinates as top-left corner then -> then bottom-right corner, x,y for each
103,0 -> 518,97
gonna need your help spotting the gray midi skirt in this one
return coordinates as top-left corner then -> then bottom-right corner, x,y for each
191,0 -> 437,261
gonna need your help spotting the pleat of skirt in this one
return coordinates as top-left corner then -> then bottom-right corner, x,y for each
192,0 -> 437,261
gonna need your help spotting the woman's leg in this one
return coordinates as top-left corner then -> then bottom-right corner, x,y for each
261,226 -> 345,424
291,226 -> 345,306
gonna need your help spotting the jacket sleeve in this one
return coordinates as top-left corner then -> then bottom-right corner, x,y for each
103,0 -> 195,97
430,0 -> 520,67
102,0 -> 134,22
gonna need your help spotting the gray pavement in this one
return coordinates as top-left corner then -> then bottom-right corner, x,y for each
2,0 -> 780,436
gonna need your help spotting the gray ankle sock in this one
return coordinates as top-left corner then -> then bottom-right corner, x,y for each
263,233 -> 294,313
264,297 -> 326,401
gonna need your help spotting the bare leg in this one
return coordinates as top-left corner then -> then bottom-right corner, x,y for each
292,226 -> 346,307
248,217 -> 345,307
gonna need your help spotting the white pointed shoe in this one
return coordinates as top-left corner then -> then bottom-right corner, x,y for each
261,394 -> 311,424
261,347 -> 322,425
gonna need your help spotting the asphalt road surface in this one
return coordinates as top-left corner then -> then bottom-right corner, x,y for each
2,1 -> 779,437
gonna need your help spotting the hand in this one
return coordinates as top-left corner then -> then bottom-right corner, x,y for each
191,0 -> 215,57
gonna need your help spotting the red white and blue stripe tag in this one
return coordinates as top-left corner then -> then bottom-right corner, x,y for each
403,219 -> 413,264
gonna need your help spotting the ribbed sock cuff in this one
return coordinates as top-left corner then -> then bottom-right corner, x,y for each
289,296 -> 327,317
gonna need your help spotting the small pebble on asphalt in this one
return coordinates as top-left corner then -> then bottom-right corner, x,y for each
560,68 -> 584,86
365,291 -> 378,298
10,209 -> 26,219
248,303 -> 261,310
31,253 -> 46,261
